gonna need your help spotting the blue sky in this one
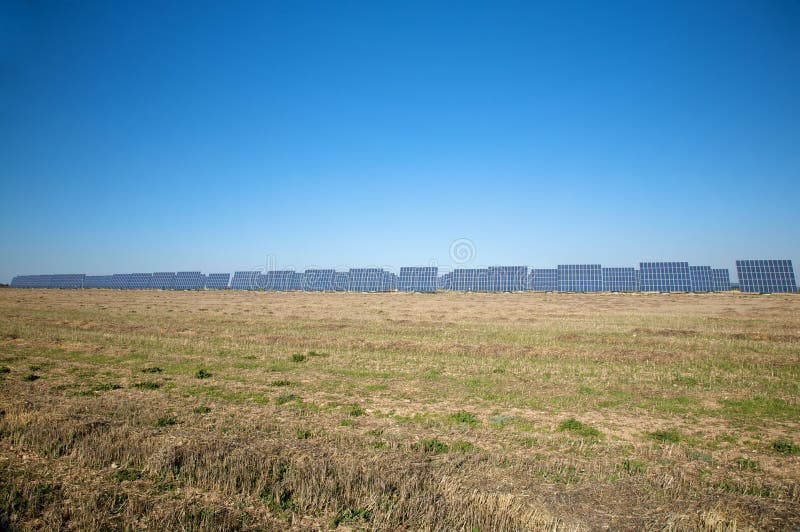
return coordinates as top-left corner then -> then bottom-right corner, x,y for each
2,0 -> 798,282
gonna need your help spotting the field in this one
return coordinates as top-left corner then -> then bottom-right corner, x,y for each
1,288 -> 799,530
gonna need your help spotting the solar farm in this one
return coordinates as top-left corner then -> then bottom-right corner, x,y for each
1,261 -> 799,530
9,259 -> 799,293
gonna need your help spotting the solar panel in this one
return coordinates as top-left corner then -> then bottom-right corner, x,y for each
174,271 -> 203,290
487,266 -> 527,292
382,271 -> 397,291
602,267 -> 638,291
10,275 -> 53,288
528,269 -> 557,291
46,274 -> 85,289
450,269 -> 490,291
557,265 -> 602,292
437,272 -> 452,290
149,272 -> 175,290
205,273 -> 230,289
332,271 -> 350,291
231,271 -> 260,290
736,260 -> 797,293
127,273 -> 152,290
711,269 -> 730,292
398,267 -> 438,292
689,266 -> 713,292
348,268 -> 388,291
82,275 -> 112,289
639,262 -> 691,292
109,273 -> 132,290
304,269 -> 335,291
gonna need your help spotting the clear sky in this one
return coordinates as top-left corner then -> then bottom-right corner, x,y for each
2,0 -> 799,282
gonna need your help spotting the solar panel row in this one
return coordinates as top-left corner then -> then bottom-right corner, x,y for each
639,262 -> 692,292
9,260 -> 792,293
736,260 -> 796,293
602,268 -> 639,292
398,267 -> 438,292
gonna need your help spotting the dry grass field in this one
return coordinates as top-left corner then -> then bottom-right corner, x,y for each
1,288 -> 799,530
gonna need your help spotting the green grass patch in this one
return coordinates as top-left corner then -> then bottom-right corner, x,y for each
276,393 -> 300,405
450,410 -> 479,426
111,468 -> 143,482
194,368 -> 213,379
193,406 -> 211,414
451,440 -> 475,452
133,381 -> 161,390
733,457 -> 759,470
720,396 -> 800,421
557,418 -> 602,438
418,438 -> 448,453
22,373 -> 40,382
348,404 -> 366,417
154,417 -> 177,427
618,459 -> 645,474
771,439 -> 799,455
141,366 -> 163,373
270,380 -> 292,387
296,429 -> 313,439
291,353 -> 307,363
330,507 -> 371,528
647,429 -> 682,443
0,366 -> 9,374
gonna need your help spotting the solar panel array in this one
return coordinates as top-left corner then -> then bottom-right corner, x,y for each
151,272 -> 176,290
348,268 -> 393,292
736,260 -> 797,293
711,269 -> 731,292
558,265 -> 602,292
689,266 -> 714,292
304,269 -> 335,291
639,262 -> 692,292
488,266 -> 528,291
128,273 -> 153,290
205,273 -> 230,290
398,267 -> 438,292
602,268 -> 639,292
174,271 -> 203,290
529,269 -> 558,291
10,260 -> 794,293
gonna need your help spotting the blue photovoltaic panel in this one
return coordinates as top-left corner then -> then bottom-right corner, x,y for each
487,266 -> 527,292
83,275 -> 114,289
711,269 -> 730,292
736,260 -> 797,293
437,272 -> 452,290
450,269 -> 490,291
291,272 -> 305,290
348,268 -> 388,291
111,274 -> 132,290
231,271 -> 260,290
398,267 -> 438,292
528,269 -> 557,291
602,268 -> 638,291
332,272 -> 350,291
558,265 -> 602,292
689,266 -> 714,292
150,272 -> 175,290
128,273 -> 152,290
174,271 -> 203,290
205,273 -> 230,289
304,269 -> 335,291
10,275 -> 53,288
639,262 -> 691,292
263,271 -> 295,291
382,271 -> 397,291
47,274 -> 85,289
